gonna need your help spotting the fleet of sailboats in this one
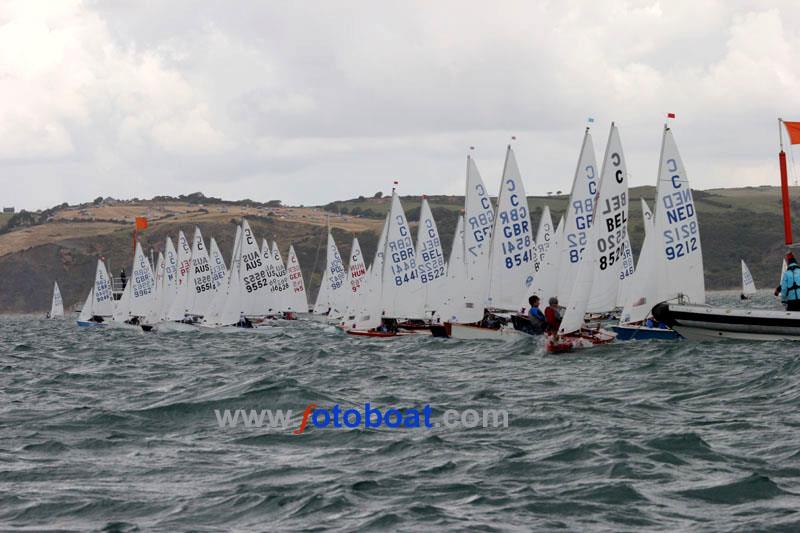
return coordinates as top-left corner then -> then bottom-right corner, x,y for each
64,119 -> 798,346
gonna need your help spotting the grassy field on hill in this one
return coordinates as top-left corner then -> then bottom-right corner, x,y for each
0,186 -> 795,313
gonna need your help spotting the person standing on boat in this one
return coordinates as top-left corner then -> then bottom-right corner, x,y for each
119,268 -> 127,289
545,297 -> 562,333
780,255 -> 800,311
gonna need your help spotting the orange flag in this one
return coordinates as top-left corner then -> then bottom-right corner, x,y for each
135,217 -> 148,230
784,121 -> 800,145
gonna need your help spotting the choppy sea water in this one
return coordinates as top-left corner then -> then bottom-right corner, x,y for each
2,291 -> 800,531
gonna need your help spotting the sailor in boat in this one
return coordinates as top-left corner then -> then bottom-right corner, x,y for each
528,296 -> 546,331
119,268 -> 127,289
545,297 -> 562,333
236,314 -> 254,329
781,254 -> 800,311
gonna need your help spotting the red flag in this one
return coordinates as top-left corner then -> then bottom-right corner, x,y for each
135,217 -> 148,230
667,112 -> 676,119
784,121 -> 800,145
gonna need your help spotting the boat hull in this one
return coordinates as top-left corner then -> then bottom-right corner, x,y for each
545,329 -> 616,353
77,321 -> 106,327
430,322 -> 524,340
611,324 -> 681,341
652,302 -> 800,341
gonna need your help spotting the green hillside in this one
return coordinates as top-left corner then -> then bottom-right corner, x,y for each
0,186 -> 795,313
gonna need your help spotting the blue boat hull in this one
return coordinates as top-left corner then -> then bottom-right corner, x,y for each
611,324 -> 681,341
77,321 -> 106,327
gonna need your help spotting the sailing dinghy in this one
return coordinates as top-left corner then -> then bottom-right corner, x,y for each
741,260 -> 757,300
312,231 -> 347,323
344,191 -> 420,337
432,148 -> 528,340
613,124 -> 703,341
77,259 -> 114,326
48,281 -> 64,318
111,241 -> 156,329
547,124 -> 631,352
285,245 -> 309,315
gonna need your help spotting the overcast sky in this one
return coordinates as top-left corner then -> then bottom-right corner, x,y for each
2,0 -> 800,210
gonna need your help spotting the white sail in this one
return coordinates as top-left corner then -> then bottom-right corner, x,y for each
742,260 -> 757,296
350,214 -> 390,330
314,268 -> 331,314
157,237 -> 179,321
415,198 -> 447,316
463,155 -> 494,311
529,215 -> 564,306
78,288 -> 93,322
585,124 -> 631,313
267,241 -> 291,312
146,252 -> 165,324
534,205 -> 554,269
229,225 -> 242,274
209,237 -> 227,290
185,228 -> 214,316
50,282 -> 64,317
439,215 -> 467,322
641,198 -> 654,232
487,146 -> 535,311
621,200 -> 659,323
343,237 -> 368,320
557,130 -> 599,301
113,282 -> 132,322
129,241 -> 156,317
285,245 -> 308,313
561,124 -> 630,332
166,231 -> 193,320
615,228 -> 636,308
204,226 -> 243,326
239,220 -> 272,316
313,231 -> 348,317
652,126 -> 705,305
93,259 -> 114,317
381,191 -> 422,318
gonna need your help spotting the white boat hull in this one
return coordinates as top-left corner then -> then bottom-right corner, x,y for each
433,322 -> 525,340
653,302 -> 800,342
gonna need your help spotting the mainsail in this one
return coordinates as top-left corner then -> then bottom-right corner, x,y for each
239,219 -> 272,316
742,260 -> 757,296
415,198 -> 446,316
313,231 -> 347,316
652,126 -> 705,305
557,130 -> 599,302
380,191 -> 421,318
487,146 -> 535,311
463,155 -> 494,315
439,214 -> 467,322
50,282 -> 64,317
209,237 -> 227,290
93,259 -> 114,317
129,241 -> 156,318
534,205 -> 554,270
343,237 -> 368,321
561,124 -> 630,332
270,241 -> 291,312
285,245 -> 308,313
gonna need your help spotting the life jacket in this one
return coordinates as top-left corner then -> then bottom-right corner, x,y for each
529,307 -> 545,323
784,265 -> 800,301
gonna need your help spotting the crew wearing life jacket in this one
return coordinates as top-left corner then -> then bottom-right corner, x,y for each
781,255 -> 800,311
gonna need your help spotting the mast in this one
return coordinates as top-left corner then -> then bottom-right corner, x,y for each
779,118 -> 793,245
